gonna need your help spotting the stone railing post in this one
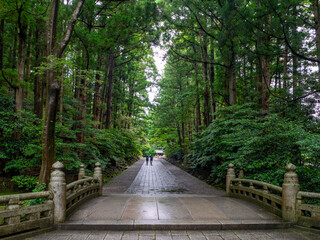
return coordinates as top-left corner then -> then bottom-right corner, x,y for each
78,164 -> 85,180
238,167 -> 244,179
49,161 -> 66,223
226,163 -> 236,196
282,163 -> 299,223
93,162 -> 103,195
5,196 -> 20,225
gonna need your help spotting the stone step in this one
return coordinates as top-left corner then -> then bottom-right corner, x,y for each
57,219 -> 292,231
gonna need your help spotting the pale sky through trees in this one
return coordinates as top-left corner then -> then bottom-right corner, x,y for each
148,45 -> 166,104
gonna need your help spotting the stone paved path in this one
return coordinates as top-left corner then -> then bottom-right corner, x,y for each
27,158 -> 320,239
27,228 -> 320,240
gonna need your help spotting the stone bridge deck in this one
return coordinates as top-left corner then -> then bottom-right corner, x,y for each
29,158 -> 320,239
63,159 -> 283,230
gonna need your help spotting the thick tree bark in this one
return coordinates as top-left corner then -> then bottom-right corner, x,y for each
199,32 -> 210,127
34,24 -> 43,118
40,0 -> 85,185
105,53 -> 115,129
11,35 -> 17,69
99,56 -> 112,129
228,64 -> 237,105
127,77 -> 135,129
15,20 -> 27,114
93,55 -> 103,127
192,46 -> 201,131
209,48 -> 215,121
58,70 -> 64,125
25,29 -> 32,99
257,15 -> 271,111
76,50 -> 88,159
283,46 -> 288,89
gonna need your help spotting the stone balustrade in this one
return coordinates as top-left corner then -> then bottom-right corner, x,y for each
296,191 -> 320,228
66,177 -> 100,217
229,178 -> 283,217
0,191 -> 54,238
226,163 -> 320,228
0,161 -> 103,239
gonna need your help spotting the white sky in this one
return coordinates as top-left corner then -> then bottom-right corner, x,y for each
147,46 -> 167,104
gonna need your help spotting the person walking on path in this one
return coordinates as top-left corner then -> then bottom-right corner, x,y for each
150,154 -> 153,165
145,155 -> 149,165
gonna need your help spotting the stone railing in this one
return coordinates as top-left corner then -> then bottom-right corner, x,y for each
49,161 -> 103,223
296,191 -> 320,228
0,191 -> 54,238
229,178 -> 283,217
226,163 -> 320,228
66,177 -> 100,216
0,161 -> 103,238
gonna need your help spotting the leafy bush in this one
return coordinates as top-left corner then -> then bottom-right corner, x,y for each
187,104 -> 320,192
11,175 -> 38,191
0,95 -> 42,176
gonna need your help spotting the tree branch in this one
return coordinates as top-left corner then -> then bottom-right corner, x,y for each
58,0 -> 85,57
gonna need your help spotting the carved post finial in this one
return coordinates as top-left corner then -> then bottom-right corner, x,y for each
78,164 -> 85,180
93,162 -> 103,196
238,166 -> 244,179
49,161 -> 66,223
282,163 -> 299,223
226,163 -> 236,196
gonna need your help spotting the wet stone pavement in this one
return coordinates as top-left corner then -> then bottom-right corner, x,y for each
26,158 -> 320,240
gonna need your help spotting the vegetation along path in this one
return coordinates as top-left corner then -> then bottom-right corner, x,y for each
29,158 -> 319,240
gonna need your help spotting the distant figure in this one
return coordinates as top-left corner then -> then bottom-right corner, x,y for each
150,154 -> 153,165
146,155 -> 149,165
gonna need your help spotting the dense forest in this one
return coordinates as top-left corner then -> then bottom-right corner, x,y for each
0,0 -> 319,193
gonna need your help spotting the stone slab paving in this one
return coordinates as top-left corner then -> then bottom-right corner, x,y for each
25,228 -> 320,240
67,158 -> 280,224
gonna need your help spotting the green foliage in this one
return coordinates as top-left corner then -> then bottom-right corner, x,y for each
25,183 -> 47,206
0,95 -> 42,174
11,175 -> 38,191
187,104 -> 320,192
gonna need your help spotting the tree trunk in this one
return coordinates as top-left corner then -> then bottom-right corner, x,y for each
127,77 -> 135,129
192,46 -> 201,131
93,55 -> 103,128
34,24 -> 43,118
313,0 -> 320,72
76,50 -> 88,160
106,53 -> 115,129
15,20 -> 27,114
283,45 -> 288,89
258,15 -> 271,111
11,35 -> 17,69
58,70 -> 64,125
209,48 -> 215,120
99,55 -> 112,129
40,0 -> 85,185
25,28 -> 32,99
228,64 -> 237,105
199,31 -> 210,127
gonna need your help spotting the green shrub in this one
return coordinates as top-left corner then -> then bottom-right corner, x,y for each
187,104 -> 320,192
11,175 -> 38,191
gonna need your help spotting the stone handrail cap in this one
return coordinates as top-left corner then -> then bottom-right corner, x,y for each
228,163 -> 234,168
53,161 -> 64,169
286,163 -> 296,171
95,162 -> 101,167
80,164 -> 84,167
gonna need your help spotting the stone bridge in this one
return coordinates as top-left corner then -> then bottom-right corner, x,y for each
0,158 -> 319,240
